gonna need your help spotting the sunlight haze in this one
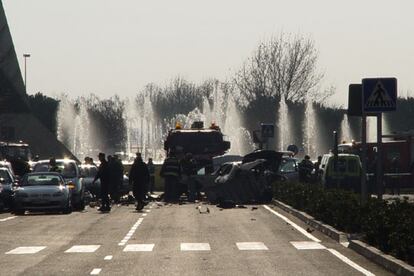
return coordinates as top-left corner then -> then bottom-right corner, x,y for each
3,0 -> 414,106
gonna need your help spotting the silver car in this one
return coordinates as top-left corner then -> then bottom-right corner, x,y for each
33,159 -> 85,210
13,172 -> 72,215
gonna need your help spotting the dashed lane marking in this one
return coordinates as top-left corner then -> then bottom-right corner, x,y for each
90,268 -> 102,275
5,246 -> 46,254
180,243 -> 211,251
327,249 -> 375,276
124,244 -> 155,252
290,241 -> 326,250
0,216 -> 16,222
65,245 -> 100,253
104,255 -> 113,260
119,218 -> 144,246
142,214 -> 147,217
236,242 -> 268,251
263,205 -> 321,242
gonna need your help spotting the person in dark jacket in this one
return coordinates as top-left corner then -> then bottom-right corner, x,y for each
93,153 -> 111,212
129,152 -> 149,211
160,153 -> 181,202
181,153 -> 197,202
147,158 -> 155,193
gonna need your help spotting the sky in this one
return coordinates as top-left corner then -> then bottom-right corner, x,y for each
3,0 -> 414,106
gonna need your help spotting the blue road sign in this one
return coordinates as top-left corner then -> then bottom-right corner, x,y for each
362,78 -> 397,112
261,123 -> 274,138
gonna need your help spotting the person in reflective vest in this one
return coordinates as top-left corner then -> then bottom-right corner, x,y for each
160,153 -> 181,202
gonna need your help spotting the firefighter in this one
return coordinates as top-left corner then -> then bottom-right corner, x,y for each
298,155 -> 314,183
181,153 -> 197,202
160,152 -> 181,202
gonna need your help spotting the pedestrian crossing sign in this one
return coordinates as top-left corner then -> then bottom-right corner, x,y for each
261,123 -> 274,138
362,78 -> 397,112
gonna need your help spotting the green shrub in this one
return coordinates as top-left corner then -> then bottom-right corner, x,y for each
273,181 -> 414,264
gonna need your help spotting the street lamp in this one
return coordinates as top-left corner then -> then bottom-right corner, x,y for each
23,53 -> 31,91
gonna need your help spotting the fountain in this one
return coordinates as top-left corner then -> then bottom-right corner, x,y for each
303,99 -> 319,157
278,96 -> 291,151
340,113 -> 352,143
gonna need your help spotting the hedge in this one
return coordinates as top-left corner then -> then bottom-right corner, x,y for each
273,181 -> 414,264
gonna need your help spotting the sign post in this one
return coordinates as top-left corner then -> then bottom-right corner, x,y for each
261,123 -> 274,150
362,78 -> 397,200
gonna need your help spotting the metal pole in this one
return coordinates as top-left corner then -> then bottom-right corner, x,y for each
377,113 -> 383,199
361,114 -> 367,203
23,53 -> 30,92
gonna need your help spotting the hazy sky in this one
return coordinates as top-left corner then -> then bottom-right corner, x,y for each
3,0 -> 414,106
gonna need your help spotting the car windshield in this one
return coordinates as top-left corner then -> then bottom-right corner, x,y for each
80,166 -> 98,177
22,174 -> 62,186
33,162 -> 77,178
279,159 -> 296,173
0,170 -> 12,183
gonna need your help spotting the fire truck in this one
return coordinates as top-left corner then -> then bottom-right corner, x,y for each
164,121 -> 231,170
338,133 -> 414,189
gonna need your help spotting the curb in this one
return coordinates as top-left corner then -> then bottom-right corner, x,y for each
349,240 -> 414,276
272,199 -> 414,276
272,199 -> 348,243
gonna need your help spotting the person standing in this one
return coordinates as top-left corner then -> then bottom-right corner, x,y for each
160,153 -> 181,202
129,153 -> 149,211
181,153 -> 197,202
93,153 -> 111,212
147,158 -> 155,194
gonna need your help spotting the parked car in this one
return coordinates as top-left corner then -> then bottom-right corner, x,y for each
79,164 -> 131,199
32,159 -> 85,210
0,167 -> 16,211
12,172 -> 72,215
320,153 -> 362,192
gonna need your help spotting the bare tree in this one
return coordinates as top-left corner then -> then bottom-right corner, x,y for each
234,33 -> 325,103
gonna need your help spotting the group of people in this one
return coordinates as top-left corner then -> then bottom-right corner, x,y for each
92,152 -> 155,212
160,152 -> 199,202
298,155 -> 322,183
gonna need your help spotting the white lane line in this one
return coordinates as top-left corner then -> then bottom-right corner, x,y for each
180,243 -> 211,251
290,241 -> 326,250
327,249 -> 375,276
5,246 -> 46,254
104,255 -> 113,260
119,218 -> 144,246
145,210 -> 151,213
263,205 -> 321,242
65,245 -> 100,253
0,216 -> 16,222
236,242 -> 268,251
90,268 -> 102,275
142,214 -> 148,217
124,244 -> 155,252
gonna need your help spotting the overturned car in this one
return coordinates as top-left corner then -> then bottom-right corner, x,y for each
204,159 -> 274,204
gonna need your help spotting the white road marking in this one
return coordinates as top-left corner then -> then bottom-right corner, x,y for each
119,218 -> 144,246
142,214 -> 147,217
104,255 -> 113,260
90,268 -> 102,275
180,243 -> 211,251
263,205 -> 321,242
65,245 -> 100,253
327,249 -> 375,276
236,242 -> 268,251
124,244 -> 155,252
290,241 -> 326,250
5,246 -> 46,254
145,209 -> 151,213
341,242 -> 350,248
0,216 -> 16,222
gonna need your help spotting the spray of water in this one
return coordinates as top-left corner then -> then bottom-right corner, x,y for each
278,97 -> 290,151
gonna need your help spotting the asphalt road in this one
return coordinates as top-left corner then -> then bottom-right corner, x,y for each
0,201 -> 392,276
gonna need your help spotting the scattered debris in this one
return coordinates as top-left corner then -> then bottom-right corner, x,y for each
251,206 -> 258,210
306,228 -> 314,233
251,218 -> 256,221
197,205 -> 210,214
236,205 -> 247,209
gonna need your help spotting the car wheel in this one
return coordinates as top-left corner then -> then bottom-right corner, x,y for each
14,209 -> 25,215
76,199 -> 85,211
63,200 -> 72,214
